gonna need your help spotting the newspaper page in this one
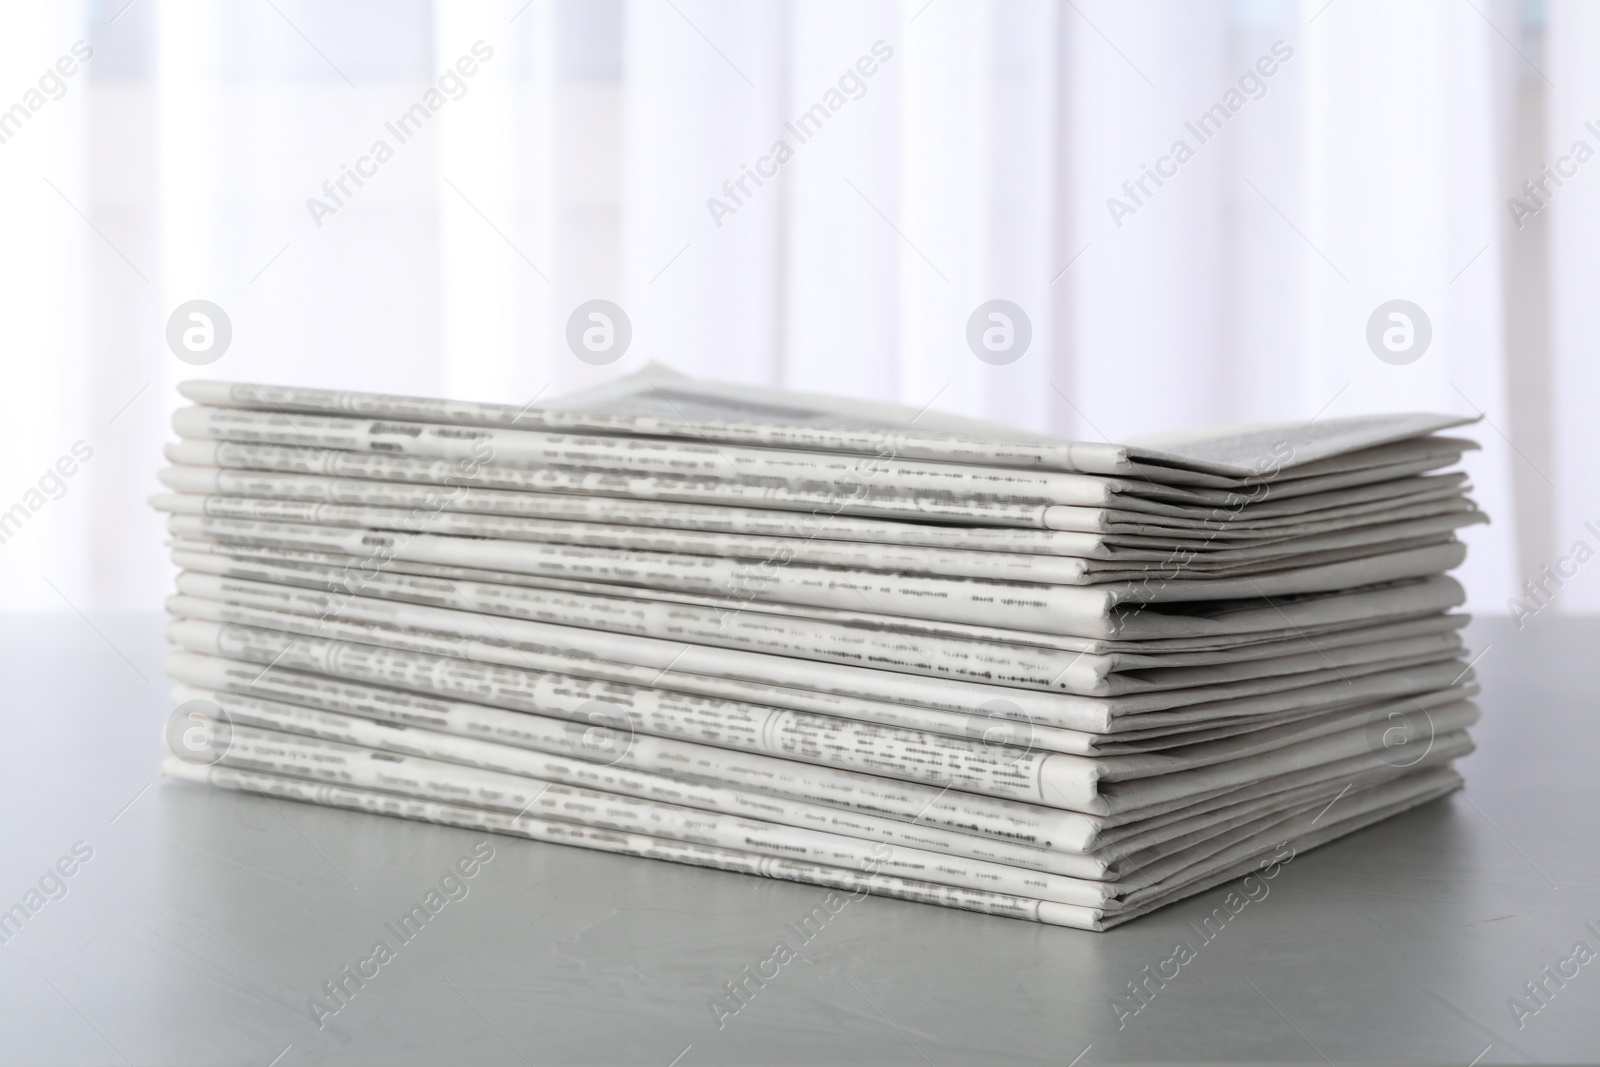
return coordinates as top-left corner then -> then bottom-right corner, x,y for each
172,405 -> 1479,521
158,462 -> 1476,558
164,510 -> 1467,629
160,729 -> 1462,929
152,491 -> 1484,586
164,542 -> 1469,686
166,438 -> 1055,527
163,595 -> 1474,737
191,720 -> 1124,907
163,557 -> 1469,700
161,606 -> 1472,822
176,370 -> 1475,481
173,654 -> 1474,830
168,716 -> 1464,909
164,574 -> 1471,723
168,662 -> 1108,862
167,436 -> 1477,538
167,536 -> 1469,651
163,758 -> 1111,930
174,682 -> 1135,881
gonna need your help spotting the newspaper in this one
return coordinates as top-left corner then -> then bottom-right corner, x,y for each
153,373 -> 1485,931
164,431 -> 1475,534
176,647 -> 1461,862
168,404 -> 1478,521
165,754 -> 1464,929
558,365 -> 1481,485
163,544 -> 1470,689
163,613 -> 1120,796
1095,765 -> 1463,923
181,677 -> 1428,884
168,550 -> 1476,755
148,493 -> 1159,587
1096,722 -> 1472,816
163,576 -> 1472,726
164,511 -> 1468,630
172,404 -> 1478,517
163,561 -> 1469,701
162,757 -> 1116,930
189,665 -> 1475,824
1096,752 -> 1459,851
168,651 -> 1472,859
167,536 -> 1469,652
166,664 -> 1105,863
165,437 -> 1480,544
162,633 -> 1465,857
156,465 -> 1478,562
159,735 -> 1465,927
1043,481 -> 1478,536
173,684 -> 1140,882
163,595 -> 1473,739
166,717 -> 1467,909
175,370 -> 1477,482
151,491 -> 1486,587
183,722 -> 1124,907
160,438 -> 1055,529
155,465 -> 1128,556
160,606 -> 1472,821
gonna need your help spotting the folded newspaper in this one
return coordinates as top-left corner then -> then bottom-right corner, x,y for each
155,365 -> 1482,930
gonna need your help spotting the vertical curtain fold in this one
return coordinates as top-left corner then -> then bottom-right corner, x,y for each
0,0 -> 1559,614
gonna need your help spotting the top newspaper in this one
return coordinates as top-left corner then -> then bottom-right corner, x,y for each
178,363 -> 1476,484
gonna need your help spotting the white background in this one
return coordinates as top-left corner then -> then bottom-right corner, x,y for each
0,0 -> 1585,616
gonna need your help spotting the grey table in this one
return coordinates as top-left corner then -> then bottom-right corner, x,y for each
2,613 -> 1595,1066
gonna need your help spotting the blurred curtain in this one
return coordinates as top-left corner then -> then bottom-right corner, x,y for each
0,0 -> 1577,615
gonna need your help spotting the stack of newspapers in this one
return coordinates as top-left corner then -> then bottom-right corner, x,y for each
153,367 -> 1485,931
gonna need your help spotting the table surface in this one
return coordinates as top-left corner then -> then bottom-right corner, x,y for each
1,612 -> 1595,1067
